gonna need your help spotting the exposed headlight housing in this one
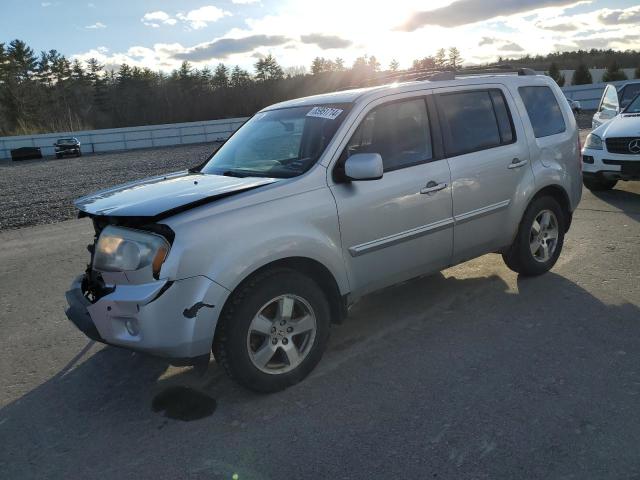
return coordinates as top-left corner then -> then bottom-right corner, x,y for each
93,226 -> 170,278
585,133 -> 603,150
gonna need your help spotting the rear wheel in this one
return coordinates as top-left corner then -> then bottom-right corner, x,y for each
213,268 -> 331,393
502,196 -> 565,276
583,176 -> 617,191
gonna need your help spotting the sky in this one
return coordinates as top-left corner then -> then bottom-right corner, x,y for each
1,0 -> 639,73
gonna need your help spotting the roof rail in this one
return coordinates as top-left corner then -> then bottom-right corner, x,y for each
338,64 -> 539,90
424,65 -> 538,81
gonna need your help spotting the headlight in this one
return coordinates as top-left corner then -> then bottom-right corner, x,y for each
585,133 -> 603,150
93,226 -> 170,278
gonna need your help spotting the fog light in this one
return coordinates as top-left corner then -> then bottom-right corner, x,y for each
582,155 -> 594,164
125,319 -> 140,336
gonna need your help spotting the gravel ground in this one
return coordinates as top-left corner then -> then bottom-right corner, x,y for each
0,143 -> 217,230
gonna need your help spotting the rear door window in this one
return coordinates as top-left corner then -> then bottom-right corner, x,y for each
436,89 -> 515,157
519,86 -> 566,138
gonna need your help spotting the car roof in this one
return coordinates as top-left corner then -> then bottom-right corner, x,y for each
261,74 -> 552,111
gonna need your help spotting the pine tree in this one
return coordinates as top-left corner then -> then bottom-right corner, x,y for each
412,57 -> 436,71
230,65 -> 251,87
546,62 -> 565,86
602,61 -> 628,82
367,55 -> 381,72
311,57 -> 326,75
434,48 -> 447,69
448,47 -> 463,70
572,63 -> 592,85
212,63 -> 229,88
389,59 -> 399,72
255,54 -> 283,81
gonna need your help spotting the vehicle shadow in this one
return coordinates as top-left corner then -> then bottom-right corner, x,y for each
591,184 -> 640,219
1,267 -> 639,479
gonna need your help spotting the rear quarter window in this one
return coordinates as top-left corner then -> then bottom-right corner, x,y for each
519,86 -> 566,138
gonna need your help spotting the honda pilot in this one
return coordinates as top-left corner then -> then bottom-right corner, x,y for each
65,71 -> 582,392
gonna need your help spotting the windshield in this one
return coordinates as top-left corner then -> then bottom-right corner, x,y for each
201,104 -> 350,178
623,93 -> 640,113
620,84 -> 640,108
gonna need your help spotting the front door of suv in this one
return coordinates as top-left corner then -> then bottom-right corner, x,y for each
329,94 -> 453,296
434,86 -> 532,263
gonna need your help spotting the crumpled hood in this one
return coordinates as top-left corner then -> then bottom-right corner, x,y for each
75,170 -> 278,218
595,113 -> 640,138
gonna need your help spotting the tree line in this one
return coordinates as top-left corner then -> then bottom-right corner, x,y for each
1,38 -> 639,136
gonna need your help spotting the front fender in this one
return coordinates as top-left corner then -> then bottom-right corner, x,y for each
162,186 -> 349,295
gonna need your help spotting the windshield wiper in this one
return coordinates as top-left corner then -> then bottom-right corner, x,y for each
221,170 -> 249,178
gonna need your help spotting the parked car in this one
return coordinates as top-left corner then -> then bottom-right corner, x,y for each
65,71 -> 581,392
592,81 -> 640,129
10,146 -> 42,161
582,92 -> 640,190
54,137 -> 81,158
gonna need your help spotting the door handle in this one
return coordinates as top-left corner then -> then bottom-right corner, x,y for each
508,158 -> 528,169
420,181 -> 447,194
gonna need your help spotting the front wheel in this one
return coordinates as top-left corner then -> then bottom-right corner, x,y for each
213,268 -> 331,393
502,196 -> 565,276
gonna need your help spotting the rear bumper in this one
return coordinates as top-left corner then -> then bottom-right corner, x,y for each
64,274 -> 230,359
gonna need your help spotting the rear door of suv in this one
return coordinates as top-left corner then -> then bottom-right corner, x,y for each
434,84 -> 532,263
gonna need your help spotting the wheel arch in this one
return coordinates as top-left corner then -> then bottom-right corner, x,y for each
530,184 -> 573,232
217,256 -> 348,331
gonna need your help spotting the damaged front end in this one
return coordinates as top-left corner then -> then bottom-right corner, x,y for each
64,214 -> 229,362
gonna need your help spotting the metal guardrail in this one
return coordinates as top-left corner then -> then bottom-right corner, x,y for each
0,117 -> 249,161
561,80 -> 631,110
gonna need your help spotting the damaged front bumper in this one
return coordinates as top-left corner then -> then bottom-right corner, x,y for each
65,274 -> 230,360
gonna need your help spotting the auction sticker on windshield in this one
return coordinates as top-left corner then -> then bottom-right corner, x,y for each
306,107 -> 343,120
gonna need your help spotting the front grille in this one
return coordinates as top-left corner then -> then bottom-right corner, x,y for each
606,137 -> 640,154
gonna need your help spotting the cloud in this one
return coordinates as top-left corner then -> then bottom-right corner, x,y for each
397,0 -> 582,30
478,37 -> 496,46
300,33 -> 352,49
598,6 -> 640,25
141,11 -> 177,28
173,35 -> 290,61
478,37 -> 523,52
176,6 -> 232,30
232,0 -> 260,3
85,22 -> 106,29
499,41 -> 525,52
41,2 -> 51,6
536,21 -> 577,31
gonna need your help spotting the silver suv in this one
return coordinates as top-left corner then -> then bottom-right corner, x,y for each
65,71 -> 581,392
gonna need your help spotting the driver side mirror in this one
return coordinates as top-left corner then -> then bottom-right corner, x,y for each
344,153 -> 383,181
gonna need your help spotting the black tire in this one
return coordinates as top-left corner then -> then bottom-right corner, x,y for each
502,196 -> 565,276
55,153 -> 62,159
213,268 -> 331,393
583,176 -> 617,191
